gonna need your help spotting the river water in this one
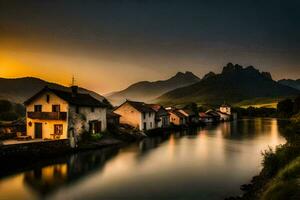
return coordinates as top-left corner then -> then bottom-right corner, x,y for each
0,118 -> 287,200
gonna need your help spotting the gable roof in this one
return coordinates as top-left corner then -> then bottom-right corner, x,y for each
169,109 -> 186,118
115,100 -> 155,113
24,86 -> 107,107
179,109 -> 196,117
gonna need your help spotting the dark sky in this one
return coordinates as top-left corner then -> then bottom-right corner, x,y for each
1,0 -> 299,93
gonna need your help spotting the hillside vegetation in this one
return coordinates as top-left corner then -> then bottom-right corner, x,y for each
157,63 -> 299,105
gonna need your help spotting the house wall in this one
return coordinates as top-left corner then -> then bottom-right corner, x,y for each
140,111 -> 156,130
157,115 -> 170,128
68,106 -> 107,137
220,106 -> 231,115
218,112 -> 231,121
26,92 -> 69,139
169,112 -> 181,125
114,102 -> 141,129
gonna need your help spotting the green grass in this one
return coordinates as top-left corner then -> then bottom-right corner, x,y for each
262,156 -> 300,200
234,96 -> 289,108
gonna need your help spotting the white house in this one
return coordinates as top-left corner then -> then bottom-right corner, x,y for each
218,103 -> 232,121
113,100 -> 156,131
220,103 -> 231,115
148,104 -> 170,128
24,86 -> 107,141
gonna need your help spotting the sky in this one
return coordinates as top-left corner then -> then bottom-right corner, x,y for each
0,0 -> 300,94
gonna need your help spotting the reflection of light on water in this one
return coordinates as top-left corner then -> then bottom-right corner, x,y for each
269,119 -> 280,147
0,174 -> 34,200
0,118 -> 288,200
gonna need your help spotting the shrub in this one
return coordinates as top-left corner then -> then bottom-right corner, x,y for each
0,111 -> 18,121
90,133 -> 103,141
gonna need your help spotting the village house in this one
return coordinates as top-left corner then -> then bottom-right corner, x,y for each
24,86 -> 107,140
218,103 -> 232,121
199,112 -> 215,123
178,109 -> 198,124
148,104 -> 170,128
113,100 -> 156,131
205,109 -> 221,122
106,110 -> 121,127
168,109 -> 187,126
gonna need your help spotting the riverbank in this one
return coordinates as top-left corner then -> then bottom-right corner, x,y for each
228,114 -> 300,200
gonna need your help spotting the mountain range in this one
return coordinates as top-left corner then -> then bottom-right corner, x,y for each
0,64 -> 299,107
156,63 -> 300,105
0,77 -> 105,104
106,71 -> 200,105
278,79 -> 300,90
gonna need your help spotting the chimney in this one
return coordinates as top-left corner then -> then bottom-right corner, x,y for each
71,86 -> 78,97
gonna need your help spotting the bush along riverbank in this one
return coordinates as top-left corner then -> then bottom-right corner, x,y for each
228,113 -> 300,200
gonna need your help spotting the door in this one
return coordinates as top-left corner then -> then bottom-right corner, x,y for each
143,122 -> 147,130
34,123 -> 42,139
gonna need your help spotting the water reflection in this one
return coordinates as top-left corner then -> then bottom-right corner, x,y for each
22,148 -> 119,198
0,118 -> 286,200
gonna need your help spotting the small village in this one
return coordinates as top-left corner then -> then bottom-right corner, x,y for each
0,85 -> 236,150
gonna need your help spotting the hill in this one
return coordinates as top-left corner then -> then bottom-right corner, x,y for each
107,71 -> 200,105
0,77 -> 106,104
157,63 -> 300,105
278,79 -> 300,90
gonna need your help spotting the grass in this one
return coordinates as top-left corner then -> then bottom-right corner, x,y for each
262,156 -> 300,200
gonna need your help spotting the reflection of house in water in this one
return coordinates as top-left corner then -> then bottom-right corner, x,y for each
23,148 -> 119,197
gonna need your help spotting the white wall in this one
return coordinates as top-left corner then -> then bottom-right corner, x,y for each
68,106 -> 107,137
140,111 -> 156,130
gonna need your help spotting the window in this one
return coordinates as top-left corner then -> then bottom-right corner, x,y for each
150,122 -> 152,128
89,121 -> 102,134
76,106 -> 79,114
52,105 -> 60,112
34,105 -> 42,112
149,113 -> 151,117
143,112 -> 146,119
46,95 -> 50,103
91,107 -> 95,112
54,124 -> 63,135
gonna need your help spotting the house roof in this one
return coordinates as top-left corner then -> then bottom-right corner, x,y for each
24,86 -> 107,107
169,109 -> 186,118
221,103 -> 231,107
199,112 -> 213,118
217,111 -> 231,116
205,109 -> 220,117
179,109 -> 196,116
106,110 -> 121,118
148,104 -> 162,112
115,100 -> 155,113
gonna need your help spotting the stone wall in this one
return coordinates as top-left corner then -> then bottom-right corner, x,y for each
0,140 -> 71,159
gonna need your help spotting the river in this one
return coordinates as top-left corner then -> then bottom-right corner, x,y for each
0,118 -> 287,200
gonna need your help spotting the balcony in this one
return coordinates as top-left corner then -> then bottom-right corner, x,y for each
27,112 -> 67,120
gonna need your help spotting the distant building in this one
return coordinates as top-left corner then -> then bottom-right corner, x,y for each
114,100 -> 156,131
199,112 -> 215,123
178,109 -> 198,123
148,104 -> 170,128
220,103 -> 231,115
24,86 -> 107,140
169,109 -> 187,126
218,103 -> 232,121
106,110 -> 121,127
216,111 -> 231,121
205,109 -> 221,122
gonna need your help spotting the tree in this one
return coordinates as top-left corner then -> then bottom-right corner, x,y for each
293,96 -> 300,114
0,100 -> 12,113
277,99 -> 294,117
